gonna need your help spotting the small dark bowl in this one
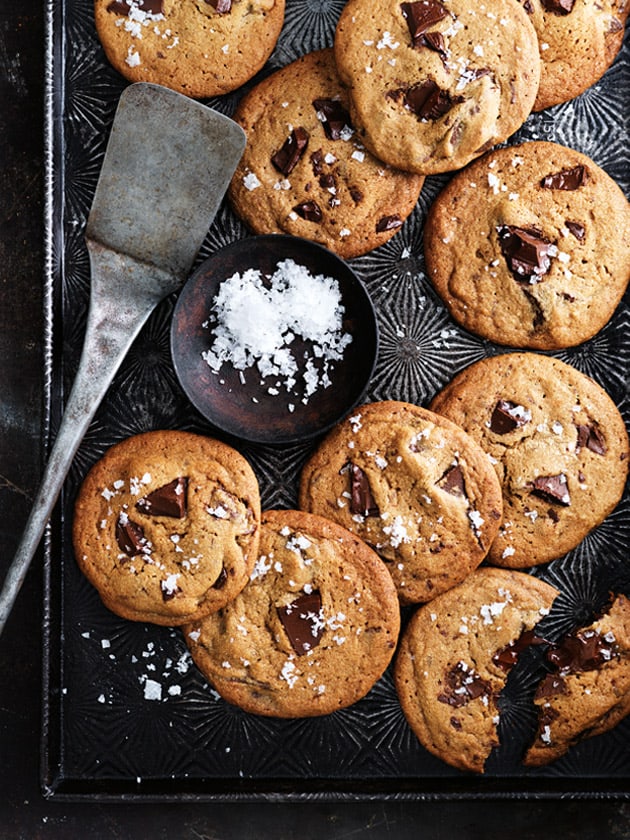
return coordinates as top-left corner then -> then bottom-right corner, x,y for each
170,235 -> 378,445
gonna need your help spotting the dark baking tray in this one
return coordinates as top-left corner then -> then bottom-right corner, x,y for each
42,0 -> 630,800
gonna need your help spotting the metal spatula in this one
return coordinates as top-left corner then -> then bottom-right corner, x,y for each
0,82 -> 246,636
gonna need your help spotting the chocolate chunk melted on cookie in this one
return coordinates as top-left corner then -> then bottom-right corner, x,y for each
277,591 -> 324,655
271,127 -> 309,176
107,0 -> 164,15
376,214 -> 403,233
535,625 -> 619,699
438,661 -> 492,708
437,463 -> 465,497
348,463 -> 380,517
312,98 -> 353,140
136,477 -> 188,518
293,200 -> 323,222
530,473 -> 571,506
497,224 -> 553,284
490,400 -> 531,434
115,513 -> 149,558
565,220 -> 585,241
541,0 -> 575,14
575,423 -> 606,455
390,80 -> 463,121
492,630 -> 549,672
205,0 -> 232,13
400,0 -> 449,47
541,165 -> 588,190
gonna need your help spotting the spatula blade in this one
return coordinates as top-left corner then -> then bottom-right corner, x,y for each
86,82 -> 246,279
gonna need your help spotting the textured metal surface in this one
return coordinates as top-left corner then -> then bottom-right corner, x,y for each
42,0 -> 630,801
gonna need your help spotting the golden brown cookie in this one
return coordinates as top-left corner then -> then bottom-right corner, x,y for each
94,0 -> 285,97
430,353 -> 630,569
524,594 -> 630,766
394,567 -> 559,773
227,49 -> 425,259
515,0 -> 629,111
333,0 -> 541,174
423,141 -> 630,349
184,509 -> 400,717
298,400 -> 503,604
73,430 -> 261,625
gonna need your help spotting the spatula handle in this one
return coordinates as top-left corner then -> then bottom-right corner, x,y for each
0,251 -> 169,636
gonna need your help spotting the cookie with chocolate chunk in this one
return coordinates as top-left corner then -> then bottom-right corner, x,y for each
73,430 -> 261,625
94,0 -> 285,98
184,509 -> 400,717
524,594 -> 630,766
227,49 -> 424,259
394,567 -> 559,773
424,141 -> 630,349
333,0 -> 540,174
515,0 -> 629,111
429,353 -> 630,568
298,400 -> 503,604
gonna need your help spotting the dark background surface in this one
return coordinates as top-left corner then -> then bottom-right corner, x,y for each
1,3 -> 629,838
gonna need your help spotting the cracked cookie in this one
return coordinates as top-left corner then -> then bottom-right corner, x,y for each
394,567 -> 559,773
524,593 -> 630,766
184,509 -> 400,717
515,0 -> 629,111
430,353 -> 630,568
94,0 -> 285,97
333,0 -> 540,174
73,430 -> 261,625
423,141 -> 630,349
298,400 -> 503,604
227,48 -> 425,259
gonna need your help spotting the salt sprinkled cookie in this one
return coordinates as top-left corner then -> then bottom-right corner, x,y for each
430,353 -> 630,569
517,0 -> 629,111
524,594 -> 630,766
424,141 -> 630,349
298,400 -> 503,604
333,0 -> 541,175
73,430 -> 261,625
394,567 -> 559,773
94,0 -> 285,98
184,509 -> 400,718
227,49 -> 425,259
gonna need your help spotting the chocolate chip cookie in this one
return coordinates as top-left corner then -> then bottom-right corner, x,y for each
429,353 -> 630,569
94,0 -> 285,97
298,400 -> 503,604
184,509 -> 400,717
227,49 -> 425,259
524,593 -> 630,766
424,141 -> 630,349
73,430 -> 261,625
394,567 -> 559,773
333,0 -> 541,174
515,0 -> 629,111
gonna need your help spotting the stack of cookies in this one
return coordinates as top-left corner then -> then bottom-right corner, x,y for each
84,0 -> 630,775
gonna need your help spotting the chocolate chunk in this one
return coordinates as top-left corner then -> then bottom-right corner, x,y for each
397,80 -> 463,120
565,220 -> 585,241
497,225 -> 553,283
438,661 -> 492,708
546,629 -> 618,674
115,514 -> 148,557
293,200 -> 323,223
541,0 -> 575,14
310,149 -> 324,176
493,630 -> 548,672
530,474 -> 571,506
541,164 -> 588,190
376,214 -> 403,233
417,31 -> 449,59
312,98 -> 352,140
522,0 -> 534,12
490,399 -> 531,434
107,0 -> 164,13
319,173 -> 336,190
534,673 -> 567,700
277,591 -> 323,656
400,0 -> 448,46
136,477 -> 188,518
437,463 -> 465,496
349,463 -> 379,517
350,186 -> 364,204
212,566 -> 228,590
271,127 -> 309,176
206,0 -> 232,11
575,424 -> 606,456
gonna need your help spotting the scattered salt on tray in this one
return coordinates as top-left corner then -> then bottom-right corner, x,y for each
201,258 -> 352,405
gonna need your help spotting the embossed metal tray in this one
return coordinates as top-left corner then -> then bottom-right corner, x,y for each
42,0 -> 630,799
